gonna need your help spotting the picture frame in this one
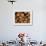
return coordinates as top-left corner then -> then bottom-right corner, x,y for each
13,9 -> 33,26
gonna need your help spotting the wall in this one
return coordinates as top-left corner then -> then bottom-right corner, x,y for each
0,0 -> 46,42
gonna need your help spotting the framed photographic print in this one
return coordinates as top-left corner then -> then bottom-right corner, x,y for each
14,10 -> 32,26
